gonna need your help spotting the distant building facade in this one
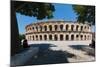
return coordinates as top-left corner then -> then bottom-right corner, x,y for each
25,20 -> 92,43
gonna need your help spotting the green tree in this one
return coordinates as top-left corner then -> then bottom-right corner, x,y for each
11,1 -> 55,56
72,5 -> 95,25
19,34 -> 25,41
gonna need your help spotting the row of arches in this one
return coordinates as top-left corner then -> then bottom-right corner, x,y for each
27,24 -> 90,32
27,34 -> 91,41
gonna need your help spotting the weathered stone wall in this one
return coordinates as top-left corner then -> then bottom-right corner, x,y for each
25,21 -> 92,44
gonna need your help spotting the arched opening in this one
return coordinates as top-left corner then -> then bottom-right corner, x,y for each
81,26 -> 83,31
30,28 -> 31,30
84,26 -> 87,29
49,35 -> 52,40
32,27 -> 34,30
60,25 -> 63,31
44,25 -> 47,31
84,35 -> 86,40
66,25 -> 69,31
76,35 -> 79,40
54,25 -> 58,31
71,35 -> 74,40
49,25 -> 52,31
87,26 -> 89,29
60,34 -> 63,41
33,35 -> 34,40
44,35 -> 47,40
36,35 -> 38,40
71,25 -> 74,31
40,35 -> 42,40
80,35 -> 83,40
76,25 -> 79,31
66,35 -> 69,40
54,35 -> 58,41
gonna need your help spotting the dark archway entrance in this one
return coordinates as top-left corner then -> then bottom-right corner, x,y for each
60,34 -> 63,41
71,35 -> 74,40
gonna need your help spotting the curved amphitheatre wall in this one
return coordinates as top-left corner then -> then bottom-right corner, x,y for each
25,20 -> 92,45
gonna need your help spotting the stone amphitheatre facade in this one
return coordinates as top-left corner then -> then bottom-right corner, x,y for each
25,20 -> 92,45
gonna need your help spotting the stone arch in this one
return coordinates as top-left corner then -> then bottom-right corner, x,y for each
80,35 -> 83,40
60,34 -> 63,40
49,25 -> 52,31
76,25 -> 79,31
71,34 -> 74,40
40,35 -> 42,40
49,35 -> 52,40
84,35 -> 86,40
54,25 -> 58,31
88,35 -> 90,40
71,25 -> 74,31
66,35 -> 69,40
84,26 -> 87,29
36,35 -> 38,40
29,27 -> 31,30
87,26 -> 89,29
80,26 -> 83,31
32,26 -> 34,30
66,24 -> 69,31
44,35 -> 47,40
76,34 -> 79,40
44,25 -> 47,31
60,24 -> 63,31
54,34 -> 58,41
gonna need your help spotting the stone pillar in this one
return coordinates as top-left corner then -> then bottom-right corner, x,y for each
58,25 -> 60,31
69,34 -> 71,40
68,24 -> 71,31
74,34 -> 76,41
42,26 -> 44,32
52,25 -> 54,31
63,24 -> 65,31
38,26 -> 40,32
52,34 -> 54,41
78,25 -> 81,31
63,34 -> 66,41
34,26 -> 36,32
74,25 -> 76,31
47,25 -> 49,31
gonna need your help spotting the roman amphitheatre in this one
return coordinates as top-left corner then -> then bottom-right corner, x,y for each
25,20 -> 92,46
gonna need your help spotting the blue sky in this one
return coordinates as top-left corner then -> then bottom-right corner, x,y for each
16,3 -> 95,34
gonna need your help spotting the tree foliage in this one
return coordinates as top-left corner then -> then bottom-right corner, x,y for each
11,1 -> 55,56
14,1 -> 55,20
19,34 -> 25,41
72,5 -> 95,25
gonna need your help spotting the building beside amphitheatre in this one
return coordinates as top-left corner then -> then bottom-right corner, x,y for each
25,20 -> 92,45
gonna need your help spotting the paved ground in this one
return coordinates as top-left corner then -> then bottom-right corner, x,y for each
24,42 -> 95,66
